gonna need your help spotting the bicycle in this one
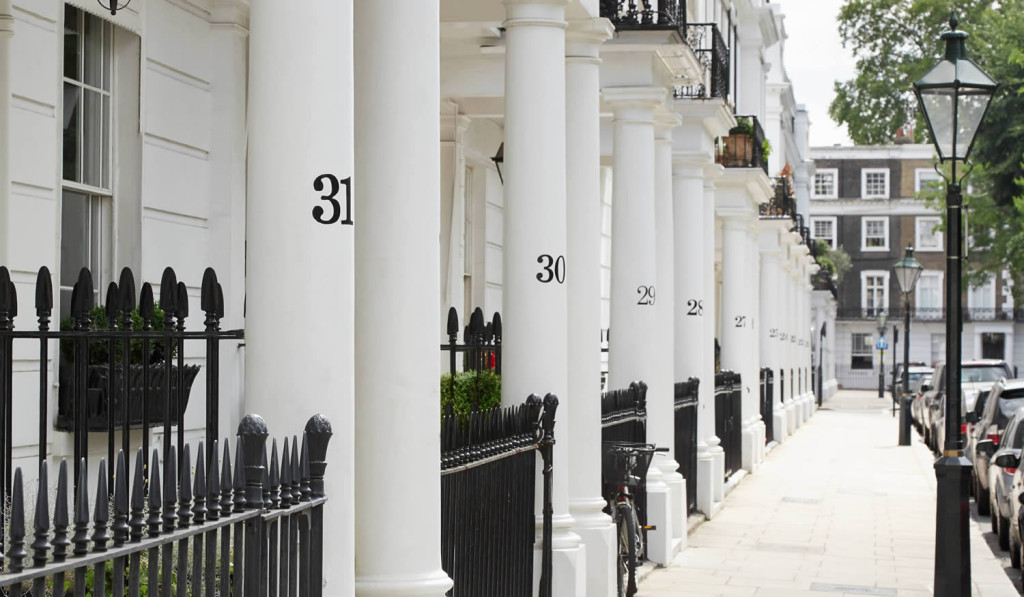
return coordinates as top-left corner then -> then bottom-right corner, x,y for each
602,441 -> 668,597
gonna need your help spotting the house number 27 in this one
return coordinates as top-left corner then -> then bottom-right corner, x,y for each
312,174 -> 354,225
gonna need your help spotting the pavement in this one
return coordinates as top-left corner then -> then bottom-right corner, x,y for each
639,390 -> 1022,596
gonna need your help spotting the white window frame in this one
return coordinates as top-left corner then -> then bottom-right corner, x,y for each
861,167 -> 890,199
861,270 -> 890,317
915,216 -> 943,252
915,168 -> 943,193
861,216 -> 889,252
810,216 -> 837,249
812,168 -> 838,199
914,271 -> 944,318
968,274 -> 997,312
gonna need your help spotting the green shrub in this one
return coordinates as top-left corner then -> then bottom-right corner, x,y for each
441,369 -> 501,417
60,303 -> 177,365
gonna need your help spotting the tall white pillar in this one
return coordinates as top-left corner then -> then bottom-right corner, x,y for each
673,155 -> 716,518
353,2 -> 451,595
565,18 -> 614,597
743,226 -> 764,464
719,216 -> 759,472
604,87 -> 672,565
0,0 -> 11,264
654,116 -> 686,549
783,255 -> 799,433
246,0 -> 355,592
501,2 -> 582,594
758,245 -> 787,443
703,170 -> 725,507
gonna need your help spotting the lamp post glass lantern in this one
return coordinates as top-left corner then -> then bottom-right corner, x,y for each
97,0 -> 131,16
893,245 -> 922,445
912,13 -> 997,597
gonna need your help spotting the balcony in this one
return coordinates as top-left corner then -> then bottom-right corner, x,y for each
674,23 -> 730,101
601,0 -> 687,33
715,114 -> 769,175
760,177 -> 797,220
836,307 -> 1023,322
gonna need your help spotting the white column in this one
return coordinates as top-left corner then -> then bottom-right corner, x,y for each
784,257 -> 798,433
759,248 -> 787,443
703,170 -> 725,506
246,0 -> 354,592
604,86 -> 672,565
673,155 -> 717,518
0,0 -> 11,264
719,216 -> 759,472
501,2 -> 582,594
353,2 -> 451,595
744,226 -> 764,464
565,18 -> 614,597
654,116 -> 686,549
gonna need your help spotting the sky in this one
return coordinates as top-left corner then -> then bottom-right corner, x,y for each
771,0 -> 857,148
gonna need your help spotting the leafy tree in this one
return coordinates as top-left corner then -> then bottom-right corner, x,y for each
832,0 -> 1024,299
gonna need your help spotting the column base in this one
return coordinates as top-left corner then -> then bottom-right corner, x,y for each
654,456 -> 686,546
772,408 -> 787,443
696,446 -> 724,518
785,400 -> 797,434
756,420 -> 766,464
355,570 -> 454,597
643,479 -> 673,565
535,515 -> 585,597
740,420 -> 759,473
570,498 -> 616,597
934,455 -> 972,597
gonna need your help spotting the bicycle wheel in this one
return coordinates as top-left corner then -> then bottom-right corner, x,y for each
616,501 -> 639,597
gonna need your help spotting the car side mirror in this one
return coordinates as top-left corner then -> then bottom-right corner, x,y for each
1019,492 -> 1024,506
977,439 -> 996,457
994,452 -> 1020,469
966,412 -> 979,424
921,384 -> 932,393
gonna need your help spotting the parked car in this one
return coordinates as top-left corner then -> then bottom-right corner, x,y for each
965,388 -> 993,467
911,373 -> 934,429
923,360 -> 1012,453
893,363 -> 931,400
972,378 -> 1024,516
988,407 -> 1024,552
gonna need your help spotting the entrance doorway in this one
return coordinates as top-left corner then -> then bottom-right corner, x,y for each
981,332 -> 1006,360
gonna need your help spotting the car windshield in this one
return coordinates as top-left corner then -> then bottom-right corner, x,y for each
908,372 -> 928,384
962,365 -> 1008,383
996,394 -> 1024,427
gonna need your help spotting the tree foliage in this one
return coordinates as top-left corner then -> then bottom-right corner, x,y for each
832,0 -> 1024,299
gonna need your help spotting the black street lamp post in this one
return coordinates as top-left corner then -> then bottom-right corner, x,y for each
913,13 -> 998,596
893,245 -> 923,446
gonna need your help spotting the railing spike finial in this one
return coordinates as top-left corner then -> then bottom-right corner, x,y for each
280,437 -> 293,506
194,441 -> 208,524
305,414 -> 333,498
291,435 -> 301,503
129,448 -> 146,542
238,414 -> 270,508
35,266 -> 53,321
146,449 -> 162,537
163,448 -> 179,532
92,459 -> 110,551
178,443 -> 193,528
0,265 -> 11,314
492,312 -> 502,338
72,458 -> 90,556
7,468 -> 27,572
270,438 -> 282,509
177,281 -> 190,321
31,460 -> 52,567
200,267 -> 219,316
113,453 -> 131,547
446,306 -> 459,336
299,432 -> 311,501
159,266 -> 178,315
105,281 -> 121,325
52,459 -> 71,562
75,267 -> 95,317
215,282 -> 225,320
207,439 -> 221,521
139,282 -> 155,323
8,278 -> 17,318
118,267 -> 136,313
261,448 -> 272,507
221,439 -> 235,514
233,437 -> 247,512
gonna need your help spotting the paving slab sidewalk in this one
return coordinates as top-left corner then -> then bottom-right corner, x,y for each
640,390 -> 1021,597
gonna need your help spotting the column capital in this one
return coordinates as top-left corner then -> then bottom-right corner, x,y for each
504,0 -> 568,29
672,151 -> 709,178
211,0 -> 250,30
566,18 -> 614,59
603,86 -> 667,118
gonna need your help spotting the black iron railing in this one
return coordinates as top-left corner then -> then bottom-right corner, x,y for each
441,395 -> 557,597
812,270 -> 838,298
0,265 -> 242,533
0,413 -> 332,596
713,371 -> 741,479
759,368 -> 773,445
674,23 -> 729,100
442,307 -> 501,376
601,381 -> 648,530
760,177 -> 797,219
716,115 -> 768,175
673,378 -> 699,514
601,0 -> 686,32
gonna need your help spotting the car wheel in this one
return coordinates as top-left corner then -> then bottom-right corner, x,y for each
991,496 -> 999,534
999,514 -> 1011,550
977,477 -> 991,516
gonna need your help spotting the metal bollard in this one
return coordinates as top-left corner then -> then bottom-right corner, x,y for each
899,395 -> 912,446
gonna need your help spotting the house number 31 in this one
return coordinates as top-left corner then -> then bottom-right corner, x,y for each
312,174 -> 354,225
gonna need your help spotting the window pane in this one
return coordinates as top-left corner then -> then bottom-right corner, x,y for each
63,8 -> 80,81
103,24 -> 112,91
83,13 -> 104,89
61,190 -> 90,288
62,83 -> 81,182
83,89 -> 104,187
91,195 -> 112,278
102,95 -> 110,188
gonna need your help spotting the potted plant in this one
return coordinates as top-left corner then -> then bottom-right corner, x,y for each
761,138 -> 772,160
721,117 -> 755,166
56,304 -> 200,432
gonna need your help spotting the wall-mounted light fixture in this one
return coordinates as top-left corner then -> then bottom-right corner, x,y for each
97,0 -> 131,16
491,143 -> 504,184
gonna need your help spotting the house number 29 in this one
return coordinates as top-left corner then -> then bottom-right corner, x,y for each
637,286 -> 655,306
312,174 -> 354,225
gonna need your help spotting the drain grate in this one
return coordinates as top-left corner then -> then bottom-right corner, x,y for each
811,582 -> 896,596
782,496 -> 821,504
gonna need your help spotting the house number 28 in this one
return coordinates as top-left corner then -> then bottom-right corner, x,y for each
312,174 -> 354,225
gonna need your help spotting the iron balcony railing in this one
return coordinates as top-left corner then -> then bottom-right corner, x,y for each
601,0 -> 687,32
837,306 -> 1021,321
674,23 -> 729,101
716,114 -> 769,175
760,177 -> 797,219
